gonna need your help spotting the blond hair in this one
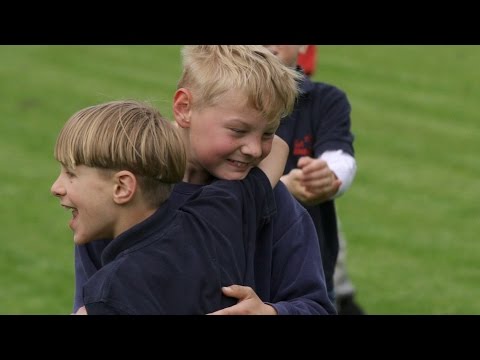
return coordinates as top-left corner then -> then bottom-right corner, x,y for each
178,45 -> 301,129
54,100 -> 186,206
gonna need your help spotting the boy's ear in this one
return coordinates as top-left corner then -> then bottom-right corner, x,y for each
173,88 -> 193,129
112,170 -> 137,205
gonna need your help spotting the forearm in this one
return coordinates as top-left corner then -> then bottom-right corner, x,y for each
320,150 -> 357,197
258,135 -> 289,187
271,299 -> 331,315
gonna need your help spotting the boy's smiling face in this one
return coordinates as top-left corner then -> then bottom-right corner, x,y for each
184,90 -> 277,181
51,165 -> 117,245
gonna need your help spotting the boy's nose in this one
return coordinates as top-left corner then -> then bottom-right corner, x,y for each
50,178 -> 65,197
241,141 -> 262,159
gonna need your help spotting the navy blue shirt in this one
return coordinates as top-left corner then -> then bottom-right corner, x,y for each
75,173 -> 336,315
276,73 -> 355,295
83,167 -> 274,315
169,178 -> 335,315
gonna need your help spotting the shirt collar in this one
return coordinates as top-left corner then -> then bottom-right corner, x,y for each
100,200 -> 176,266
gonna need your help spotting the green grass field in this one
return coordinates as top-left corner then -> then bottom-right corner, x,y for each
0,45 -> 478,314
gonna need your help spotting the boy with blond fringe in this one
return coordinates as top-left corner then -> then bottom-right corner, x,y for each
52,99 -> 288,314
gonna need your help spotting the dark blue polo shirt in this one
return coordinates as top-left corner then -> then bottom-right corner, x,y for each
276,72 -> 355,295
75,173 -> 336,315
168,180 -> 336,315
83,167 -> 274,315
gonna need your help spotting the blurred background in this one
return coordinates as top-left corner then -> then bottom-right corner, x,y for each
0,45 -> 478,314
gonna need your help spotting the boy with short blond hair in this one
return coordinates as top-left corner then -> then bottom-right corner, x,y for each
53,99 -> 288,315
73,46 -> 336,315
178,45 -> 298,124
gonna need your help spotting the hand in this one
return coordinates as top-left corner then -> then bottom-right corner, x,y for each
73,306 -> 88,315
281,169 -> 316,204
208,285 -> 277,315
296,156 -> 341,205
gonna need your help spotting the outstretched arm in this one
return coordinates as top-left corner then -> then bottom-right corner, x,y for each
208,183 -> 335,315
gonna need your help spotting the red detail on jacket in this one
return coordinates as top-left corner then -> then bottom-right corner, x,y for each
293,136 -> 313,157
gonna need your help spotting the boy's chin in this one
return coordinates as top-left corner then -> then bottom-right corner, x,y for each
216,170 -> 248,181
73,234 -> 94,245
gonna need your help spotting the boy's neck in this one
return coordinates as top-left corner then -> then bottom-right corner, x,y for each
114,206 -> 157,239
183,164 -> 214,185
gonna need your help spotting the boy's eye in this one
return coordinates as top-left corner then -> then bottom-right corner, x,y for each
230,128 -> 246,134
263,132 -> 274,139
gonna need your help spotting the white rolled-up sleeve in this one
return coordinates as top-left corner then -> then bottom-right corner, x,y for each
320,150 -> 357,198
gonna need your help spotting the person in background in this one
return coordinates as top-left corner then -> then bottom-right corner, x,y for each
265,45 -> 365,314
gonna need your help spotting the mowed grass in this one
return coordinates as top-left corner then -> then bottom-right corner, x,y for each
0,46 -> 182,314
0,45 -> 478,314
316,46 -> 480,314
